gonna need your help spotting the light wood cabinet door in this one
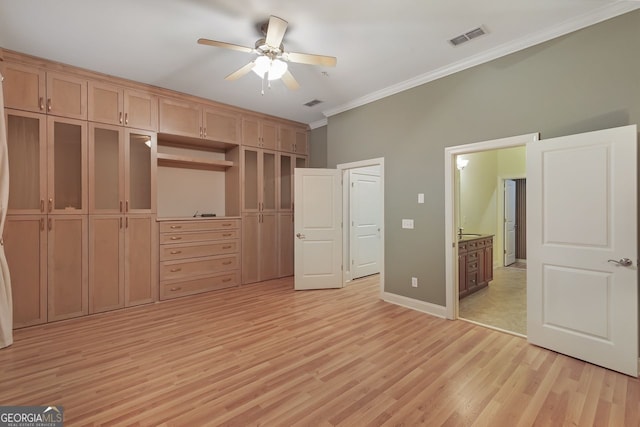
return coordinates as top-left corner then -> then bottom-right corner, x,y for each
3,216 -> 48,328
242,116 -> 261,148
124,89 -> 158,131
5,110 -> 47,214
242,213 -> 260,284
89,215 -> 125,313
294,129 -> 308,155
279,126 -> 296,153
278,213 -> 294,277
47,116 -> 88,214
241,147 -> 276,213
158,97 -> 202,138
125,129 -> 156,214
88,81 -> 124,126
260,213 -> 279,281
261,121 -> 278,150
0,62 -> 46,113
89,123 -> 124,214
278,153 -> 293,211
46,71 -> 87,120
47,215 -> 88,322
203,107 -> 240,144
125,215 -> 157,306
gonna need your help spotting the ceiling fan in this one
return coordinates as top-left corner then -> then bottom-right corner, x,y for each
198,15 -> 337,92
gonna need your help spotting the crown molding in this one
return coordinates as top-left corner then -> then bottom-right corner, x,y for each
309,118 -> 328,129
322,1 -> 640,119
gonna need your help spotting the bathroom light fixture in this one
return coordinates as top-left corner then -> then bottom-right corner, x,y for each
456,157 -> 469,170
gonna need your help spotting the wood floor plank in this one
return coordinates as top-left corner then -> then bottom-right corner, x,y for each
0,275 -> 638,425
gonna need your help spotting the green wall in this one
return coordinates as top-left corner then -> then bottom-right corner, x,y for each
326,10 -> 640,306
309,125 -> 328,168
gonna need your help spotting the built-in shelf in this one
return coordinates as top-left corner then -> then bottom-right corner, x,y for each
157,153 -> 234,171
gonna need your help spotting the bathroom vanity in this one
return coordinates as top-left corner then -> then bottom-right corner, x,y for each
458,235 -> 493,298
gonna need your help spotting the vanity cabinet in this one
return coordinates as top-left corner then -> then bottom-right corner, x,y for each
458,236 -> 493,298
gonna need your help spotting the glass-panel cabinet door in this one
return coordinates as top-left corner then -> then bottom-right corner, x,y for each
279,154 -> 292,211
262,151 -> 276,212
125,129 -> 156,213
89,123 -> 123,214
242,148 -> 259,212
6,110 -> 47,214
47,116 -> 87,214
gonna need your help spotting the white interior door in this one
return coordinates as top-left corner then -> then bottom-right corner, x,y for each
350,172 -> 380,279
504,179 -> 516,266
294,168 -> 342,290
527,125 -> 638,376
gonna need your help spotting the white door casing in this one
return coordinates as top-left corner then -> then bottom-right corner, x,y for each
504,179 -> 517,266
350,172 -> 381,279
527,125 -> 638,376
294,168 -> 343,290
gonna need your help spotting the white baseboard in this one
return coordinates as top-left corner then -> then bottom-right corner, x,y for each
381,292 -> 447,319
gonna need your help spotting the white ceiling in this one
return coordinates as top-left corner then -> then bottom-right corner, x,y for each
1,1 -> 638,127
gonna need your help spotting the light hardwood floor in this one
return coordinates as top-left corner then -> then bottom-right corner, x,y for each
1,275 -> 639,426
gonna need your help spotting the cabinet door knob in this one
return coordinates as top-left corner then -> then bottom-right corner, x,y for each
222,233 -> 232,237
47,98 -> 52,111
222,245 -> 232,250
48,198 -> 53,213
124,113 -> 128,125
39,97 -> 44,111
170,237 -> 182,241
170,225 -> 182,229
170,287 -> 182,292
170,268 -> 182,272
222,261 -> 232,265
119,112 -> 123,124
170,250 -> 182,255
222,278 -> 232,283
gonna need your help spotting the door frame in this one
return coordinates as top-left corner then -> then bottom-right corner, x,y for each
337,158 -> 385,296
444,134 -> 538,320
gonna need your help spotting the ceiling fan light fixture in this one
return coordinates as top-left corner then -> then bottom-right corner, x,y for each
252,56 -> 288,80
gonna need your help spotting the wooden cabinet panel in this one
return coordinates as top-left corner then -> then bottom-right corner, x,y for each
47,116 -> 88,214
47,215 -> 88,322
261,121 -> 277,150
88,81 -> 123,126
158,97 -> 202,138
242,213 -> 278,284
46,72 -> 87,119
159,219 -> 240,234
203,107 -> 240,144
160,240 -> 238,261
485,245 -> 494,282
160,229 -> 238,244
126,215 -> 157,306
0,62 -> 46,113
89,123 -> 124,214
160,254 -> 238,281
3,216 -> 47,328
124,89 -> 158,131
5,110 -> 47,214
160,271 -> 240,300
278,213 -> 294,277
279,126 -> 308,154
294,130 -> 308,155
125,129 -> 156,214
260,213 -> 278,280
242,147 -> 277,213
242,116 -> 277,149
89,215 -> 124,313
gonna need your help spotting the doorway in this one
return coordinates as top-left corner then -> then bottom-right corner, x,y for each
444,133 -> 538,335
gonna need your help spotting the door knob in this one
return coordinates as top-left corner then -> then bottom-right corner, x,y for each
296,233 -> 306,239
608,258 -> 633,267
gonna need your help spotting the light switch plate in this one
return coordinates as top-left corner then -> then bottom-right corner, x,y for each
418,193 -> 424,204
402,219 -> 414,229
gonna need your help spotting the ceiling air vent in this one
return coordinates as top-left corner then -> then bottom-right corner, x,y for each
449,26 -> 487,46
304,99 -> 323,107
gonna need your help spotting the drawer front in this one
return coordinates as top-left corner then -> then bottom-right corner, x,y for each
160,220 -> 240,233
160,240 -> 238,261
467,251 -> 479,261
160,229 -> 239,244
467,241 -> 479,250
467,260 -> 479,272
458,242 -> 467,252
160,271 -> 240,300
160,254 -> 239,281
467,272 -> 478,289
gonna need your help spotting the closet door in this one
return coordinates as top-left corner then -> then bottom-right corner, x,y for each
89,123 -> 124,214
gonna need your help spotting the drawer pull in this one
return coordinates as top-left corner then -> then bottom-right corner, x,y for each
222,261 -> 232,265
222,233 -> 232,237
170,225 -> 182,229
222,223 -> 233,227
170,250 -> 182,255
170,268 -> 182,272
170,237 -> 182,241
170,287 -> 182,292
222,278 -> 232,283
222,245 -> 232,249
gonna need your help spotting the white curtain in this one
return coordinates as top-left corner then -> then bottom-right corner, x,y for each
0,71 -> 13,348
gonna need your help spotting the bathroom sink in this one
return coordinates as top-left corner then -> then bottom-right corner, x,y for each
460,233 -> 482,237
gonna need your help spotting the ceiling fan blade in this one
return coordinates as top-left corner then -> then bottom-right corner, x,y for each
281,70 -> 300,91
225,62 -> 255,81
198,38 -> 253,54
286,52 -> 337,67
265,15 -> 288,48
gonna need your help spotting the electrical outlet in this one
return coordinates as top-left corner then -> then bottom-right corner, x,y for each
411,277 -> 418,287
402,219 -> 414,229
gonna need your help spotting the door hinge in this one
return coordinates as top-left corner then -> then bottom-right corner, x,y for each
351,259 -> 354,265
351,182 -> 354,187
504,250 -> 507,254
341,265 -> 343,271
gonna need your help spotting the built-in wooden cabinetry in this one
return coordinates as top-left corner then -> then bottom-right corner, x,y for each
458,236 -> 493,299
2,48 -> 308,327
158,219 -> 241,299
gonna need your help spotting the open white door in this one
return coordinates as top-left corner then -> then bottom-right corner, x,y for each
350,172 -> 381,279
504,179 -> 516,266
294,168 -> 342,290
527,125 -> 638,376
